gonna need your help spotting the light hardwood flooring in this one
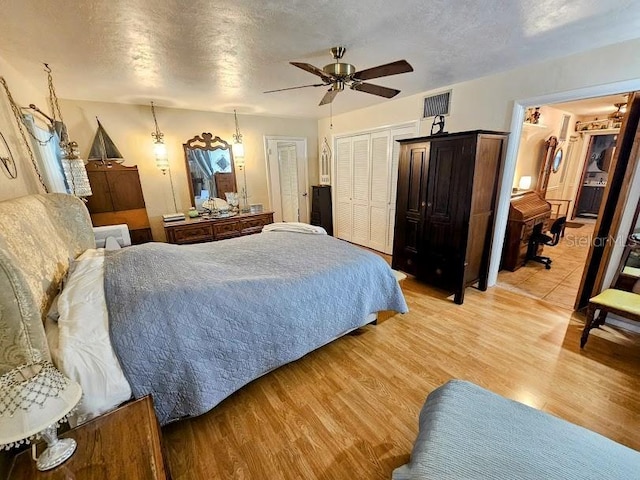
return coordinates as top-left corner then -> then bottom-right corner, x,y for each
162,275 -> 640,479
498,222 -> 595,309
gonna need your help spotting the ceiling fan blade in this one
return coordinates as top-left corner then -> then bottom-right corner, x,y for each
290,62 -> 334,82
319,89 -> 339,106
264,83 -> 326,93
353,60 -> 413,81
351,82 -> 400,98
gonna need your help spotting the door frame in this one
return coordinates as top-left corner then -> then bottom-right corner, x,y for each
263,136 -> 309,223
488,79 -> 640,306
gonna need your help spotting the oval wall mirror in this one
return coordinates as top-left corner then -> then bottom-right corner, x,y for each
552,148 -> 563,173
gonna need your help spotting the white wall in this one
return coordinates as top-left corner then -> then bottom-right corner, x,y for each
0,55 -> 48,201
513,105 -> 577,196
318,38 -> 640,151
318,37 -> 640,286
59,99 -> 318,240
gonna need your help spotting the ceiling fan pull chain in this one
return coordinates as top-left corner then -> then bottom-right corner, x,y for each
330,102 -> 333,130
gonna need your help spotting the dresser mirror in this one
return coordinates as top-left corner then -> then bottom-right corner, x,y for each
183,133 -> 237,210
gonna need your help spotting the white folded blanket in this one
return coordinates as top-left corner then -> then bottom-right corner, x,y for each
262,222 -> 327,235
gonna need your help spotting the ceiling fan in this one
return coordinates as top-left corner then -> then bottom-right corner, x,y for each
264,46 -> 414,106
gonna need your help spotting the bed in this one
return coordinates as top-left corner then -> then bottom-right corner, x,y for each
0,193 -> 407,425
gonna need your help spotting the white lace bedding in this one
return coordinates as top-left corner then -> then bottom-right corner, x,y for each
45,248 -> 131,424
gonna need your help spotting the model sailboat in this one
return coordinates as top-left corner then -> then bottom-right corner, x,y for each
88,118 -> 124,164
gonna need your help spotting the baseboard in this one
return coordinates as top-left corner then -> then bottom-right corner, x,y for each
607,314 -> 640,334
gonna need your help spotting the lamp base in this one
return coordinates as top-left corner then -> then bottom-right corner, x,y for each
36,437 -> 77,471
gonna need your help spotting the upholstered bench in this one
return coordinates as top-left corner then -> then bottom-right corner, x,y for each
580,288 -> 640,348
393,380 -> 640,480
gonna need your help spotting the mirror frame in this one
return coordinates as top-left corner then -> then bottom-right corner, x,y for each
183,132 -> 237,208
552,148 -> 563,173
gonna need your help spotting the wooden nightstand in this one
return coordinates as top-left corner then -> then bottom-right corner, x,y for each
7,396 -> 170,479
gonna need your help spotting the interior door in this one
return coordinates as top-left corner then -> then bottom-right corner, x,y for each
350,135 -> 371,246
335,137 -> 353,241
368,131 -> 390,252
266,138 -> 309,223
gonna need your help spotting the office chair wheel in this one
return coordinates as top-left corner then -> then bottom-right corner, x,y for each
545,264 -> 551,270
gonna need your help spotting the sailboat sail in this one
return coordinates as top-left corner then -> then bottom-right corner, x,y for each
88,118 -> 124,162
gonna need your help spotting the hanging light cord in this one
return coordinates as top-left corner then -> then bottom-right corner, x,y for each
150,102 -> 177,213
151,101 -> 164,142
233,109 -> 242,144
0,77 -> 48,192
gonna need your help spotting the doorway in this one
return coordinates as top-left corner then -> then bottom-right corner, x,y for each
490,85 -> 640,314
265,137 -> 309,223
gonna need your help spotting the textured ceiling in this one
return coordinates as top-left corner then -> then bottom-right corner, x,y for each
1,0 -> 640,118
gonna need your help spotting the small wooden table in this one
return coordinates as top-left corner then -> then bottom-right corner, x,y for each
8,396 -> 170,479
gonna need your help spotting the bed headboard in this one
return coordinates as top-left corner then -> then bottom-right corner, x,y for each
0,193 -> 94,374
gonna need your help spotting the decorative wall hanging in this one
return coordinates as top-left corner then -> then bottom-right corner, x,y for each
320,137 -> 331,185
0,130 -> 17,179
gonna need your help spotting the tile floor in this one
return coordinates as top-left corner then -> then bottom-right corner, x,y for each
498,221 -> 595,310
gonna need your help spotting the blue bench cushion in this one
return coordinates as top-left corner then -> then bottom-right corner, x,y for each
393,380 -> 640,480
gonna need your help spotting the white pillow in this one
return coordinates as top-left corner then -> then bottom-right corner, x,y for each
54,248 -> 132,424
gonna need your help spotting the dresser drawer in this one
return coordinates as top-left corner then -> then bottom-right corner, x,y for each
171,224 -> 214,244
213,220 -> 241,239
240,216 -> 270,235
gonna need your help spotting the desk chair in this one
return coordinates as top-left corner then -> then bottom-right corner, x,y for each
526,216 -> 567,269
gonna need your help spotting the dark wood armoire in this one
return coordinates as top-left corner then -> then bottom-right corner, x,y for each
392,130 -> 508,304
85,161 -> 152,244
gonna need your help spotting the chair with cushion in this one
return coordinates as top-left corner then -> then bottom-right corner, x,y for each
580,288 -> 640,348
526,216 -> 567,269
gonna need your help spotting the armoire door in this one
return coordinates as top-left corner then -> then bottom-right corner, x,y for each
421,137 -> 471,287
392,142 -> 429,276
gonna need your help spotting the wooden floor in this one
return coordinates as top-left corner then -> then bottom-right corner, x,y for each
498,222 -> 594,309
162,277 -> 640,479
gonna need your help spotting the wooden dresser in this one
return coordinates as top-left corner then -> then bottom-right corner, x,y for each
164,211 -> 274,244
502,191 -> 552,271
8,396 -> 170,479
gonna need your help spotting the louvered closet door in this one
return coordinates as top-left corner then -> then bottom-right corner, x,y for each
351,134 -> 371,246
335,137 -> 353,241
368,131 -> 390,252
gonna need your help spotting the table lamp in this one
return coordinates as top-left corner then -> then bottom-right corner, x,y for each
0,360 -> 82,471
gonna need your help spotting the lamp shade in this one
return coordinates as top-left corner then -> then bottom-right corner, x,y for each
0,361 -> 82,450
154,141 -> 170,172
518,176 -> 532,190
232,141 -> 245,159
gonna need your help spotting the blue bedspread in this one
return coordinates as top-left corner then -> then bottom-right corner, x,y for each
104,232 -> 407,424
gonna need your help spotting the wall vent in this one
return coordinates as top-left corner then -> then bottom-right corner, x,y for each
423,90 -> 451,118
559,114 -> 571,141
